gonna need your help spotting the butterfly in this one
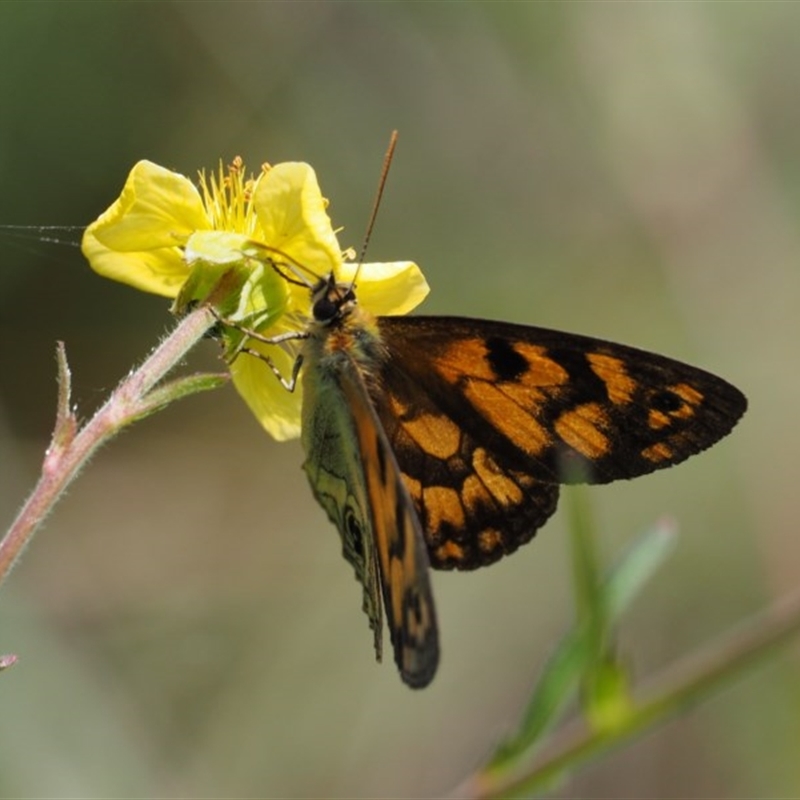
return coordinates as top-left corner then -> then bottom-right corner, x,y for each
291,272 -> 747,689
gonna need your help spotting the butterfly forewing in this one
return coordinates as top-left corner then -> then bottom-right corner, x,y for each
378,316 -> 746,482
339,365 -> 439,687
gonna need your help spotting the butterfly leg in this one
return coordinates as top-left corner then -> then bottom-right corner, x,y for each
207,307 -> 308,392
207,307 -> 308,347
239,347 -> 304,392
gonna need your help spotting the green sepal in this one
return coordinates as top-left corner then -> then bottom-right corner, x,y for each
172,231 -> 290,338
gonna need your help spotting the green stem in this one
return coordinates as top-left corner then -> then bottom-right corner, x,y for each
467,589 -> 800,799
0,306 -> 216,585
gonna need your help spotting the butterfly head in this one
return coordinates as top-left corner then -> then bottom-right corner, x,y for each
311,272 -> 357,326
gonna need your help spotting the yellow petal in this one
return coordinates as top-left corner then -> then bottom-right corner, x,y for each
87,160 -> 210,251
338,260 -> 429,316
254,163 -> 342,281
82,161 -> 211,297
230,343 -> 303,441
81,226 -> 188,297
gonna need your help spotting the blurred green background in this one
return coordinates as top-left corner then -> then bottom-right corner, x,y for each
0,2 -> 798,797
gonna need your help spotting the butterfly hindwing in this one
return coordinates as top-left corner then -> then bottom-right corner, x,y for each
338,365 -> 439,687
301,327 -> 439,688
370,360 -> 560,570
300,354 -> 385,663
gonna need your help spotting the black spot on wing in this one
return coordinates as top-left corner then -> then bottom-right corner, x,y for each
651,388 -> 684,413
486,336 -> 528,381
344,507 -> 364,559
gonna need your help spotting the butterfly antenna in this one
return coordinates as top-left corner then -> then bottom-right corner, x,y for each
350,130 -> 398,289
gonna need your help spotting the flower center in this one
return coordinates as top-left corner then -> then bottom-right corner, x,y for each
197,156 -> 267,237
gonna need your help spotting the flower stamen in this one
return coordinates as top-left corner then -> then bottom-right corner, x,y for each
198,157 -> 265,237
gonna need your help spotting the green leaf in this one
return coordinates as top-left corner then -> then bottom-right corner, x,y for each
604,517 -> 677,620
131,372 -> 230,423
483,590 -> 800,799
486,517 -> 677,774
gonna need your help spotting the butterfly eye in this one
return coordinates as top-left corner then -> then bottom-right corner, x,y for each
312,295 -> 338,322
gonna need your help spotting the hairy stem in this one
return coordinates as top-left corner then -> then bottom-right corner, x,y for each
0,306 -> 216,584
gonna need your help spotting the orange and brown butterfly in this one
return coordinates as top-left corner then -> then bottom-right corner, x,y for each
295,272 -> 746,689
81,149 -> 747,690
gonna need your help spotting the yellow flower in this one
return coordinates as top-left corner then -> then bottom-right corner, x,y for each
82,157 -> 429,440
